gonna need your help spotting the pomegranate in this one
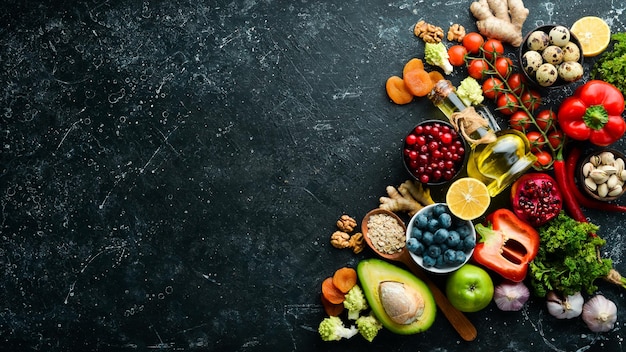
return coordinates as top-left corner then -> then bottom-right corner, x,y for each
510,173 -> 562,227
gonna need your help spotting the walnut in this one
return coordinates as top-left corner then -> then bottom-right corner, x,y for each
330,231 -> 351,249
349,232 -> 365,254
413,20 -> 444,44
447,24 -> 466,42
336,214 -> 357,233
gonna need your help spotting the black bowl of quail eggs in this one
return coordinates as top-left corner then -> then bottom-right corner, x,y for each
518,25 -> 584,88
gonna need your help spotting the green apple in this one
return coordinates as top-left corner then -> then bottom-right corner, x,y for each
445,263 -> 494,312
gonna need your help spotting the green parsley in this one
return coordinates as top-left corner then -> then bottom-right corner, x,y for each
591,32 -> 626,96
529,212 -> 611,297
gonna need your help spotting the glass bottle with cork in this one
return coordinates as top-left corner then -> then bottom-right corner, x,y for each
428,80 -> 536,196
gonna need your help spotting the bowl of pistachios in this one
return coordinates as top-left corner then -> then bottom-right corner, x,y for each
579,149 -> 626,201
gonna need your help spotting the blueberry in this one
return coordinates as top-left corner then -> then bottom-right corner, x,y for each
427,245 -> 442,258
422,255 -> 436,268
432,204 -> 447,216
456,224 -> 472,238
421,231 -> 434,246
433,228 -> 449,244
439,242 -> 448,253
443,249 -> 457,264
438,212 -> 452,229
414,214 -> 429,229
446,230 -> 461,248
411,227 -> 423,241
462,235 -> 476,251
428,219 -> 440,232
454,250 -> 467,265
435,255 -> 445,268
407,237 -> 424,255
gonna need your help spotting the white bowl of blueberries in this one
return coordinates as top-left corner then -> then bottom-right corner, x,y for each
406,203 -> 476,274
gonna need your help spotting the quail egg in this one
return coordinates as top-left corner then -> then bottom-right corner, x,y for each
542,45 -> 564,65
526,31 -> 550,51
562,42 -> 581,62
549,25 -> 571,46
558,61 -> 584,82
522,50 -> 543,77
536,63 -> 558,87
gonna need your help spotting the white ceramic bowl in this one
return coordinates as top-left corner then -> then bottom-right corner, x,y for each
405,203 -> 476,274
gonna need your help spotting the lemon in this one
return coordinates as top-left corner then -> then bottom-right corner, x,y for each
445,177 -> 491,221
570,16 -> 611,57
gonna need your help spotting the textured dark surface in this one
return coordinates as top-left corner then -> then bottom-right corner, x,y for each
1,0 -> 625,351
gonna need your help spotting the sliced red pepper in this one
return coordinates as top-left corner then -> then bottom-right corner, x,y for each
473,208 -> 540,282
557,80 -> 625,146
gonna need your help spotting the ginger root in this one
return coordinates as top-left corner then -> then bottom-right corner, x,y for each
470,0 -> 529,47
379,180 -> 435,217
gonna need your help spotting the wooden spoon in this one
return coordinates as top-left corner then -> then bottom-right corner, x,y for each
361,208 -> 478,342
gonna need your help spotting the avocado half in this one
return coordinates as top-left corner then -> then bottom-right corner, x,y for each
357,258 -> 436,335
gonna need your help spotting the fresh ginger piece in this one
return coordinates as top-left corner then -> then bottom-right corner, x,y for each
470,0 -> 529,47
399,180 -> 435,206
379,184 -> 424,216
386,76 -> 414,105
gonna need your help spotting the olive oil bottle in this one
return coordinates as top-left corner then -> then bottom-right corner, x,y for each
428,80 -> 537,196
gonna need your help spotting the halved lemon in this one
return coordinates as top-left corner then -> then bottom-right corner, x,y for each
570,16 -> 611,57
445,177 -> 491,221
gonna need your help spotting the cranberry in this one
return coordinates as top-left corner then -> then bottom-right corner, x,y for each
406,134 -> 417,145
440,132 -> 453,144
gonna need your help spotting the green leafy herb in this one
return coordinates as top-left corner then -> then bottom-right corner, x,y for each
528,212 -> 611,297
591,33 -> 626,96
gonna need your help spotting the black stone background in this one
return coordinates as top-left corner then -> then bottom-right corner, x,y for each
1,0 -> 625,351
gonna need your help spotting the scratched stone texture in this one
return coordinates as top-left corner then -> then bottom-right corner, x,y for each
0,0 -> 625,351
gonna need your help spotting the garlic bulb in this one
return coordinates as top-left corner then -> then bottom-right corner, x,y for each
546,291 -> 583,319
494,281 -> 530,311
582,295 -> 618,333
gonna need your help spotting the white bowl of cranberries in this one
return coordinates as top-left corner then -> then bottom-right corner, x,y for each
402,120 -> 467,185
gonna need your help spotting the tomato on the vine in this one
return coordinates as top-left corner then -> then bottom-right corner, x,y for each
496,93 -> 518,115
494,57 -> 513,78
483,39 -> 504,60
533,150 -> 553,168
482,77 -> 504,100
506,73 -> 526,94
535,109 -> 556,131
509,111 -> 531,131
462,32 -> 484,54
526,131 -> 545,152
448,45 -> 468,67
547,129 -> 564,150
468,59 -> 489,80
521,89 -> 542,112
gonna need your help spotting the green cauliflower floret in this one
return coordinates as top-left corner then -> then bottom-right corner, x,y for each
343,285 -> 368,320
318,316 -> 358,341
456,76 -> 484,106
356,314 -> 383,342
424,42 -> 453,75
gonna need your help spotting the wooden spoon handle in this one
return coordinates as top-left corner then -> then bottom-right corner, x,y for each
401,253 -> 477,341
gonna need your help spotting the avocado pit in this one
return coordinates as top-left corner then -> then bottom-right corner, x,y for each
379,281 -> 425,325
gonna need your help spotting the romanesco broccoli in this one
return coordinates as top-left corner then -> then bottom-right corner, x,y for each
343,285 -> 368,320
456,76 -> 484,106
318,316 -> 358,341
356,314 -> 383,342
424,42 -> 453,75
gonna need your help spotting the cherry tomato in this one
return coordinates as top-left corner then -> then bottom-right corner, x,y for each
496,93 -> 518,115
482,77 -> 504,100
447,45 -> 468,67
506,73 -> 526,94
462,32 -> 485,54
547,129 -> 564,150
521,89 -> 542,112
483,39 -> 504,60
509,111 -> 531,131
467,59 -> 489,80
533,150 -> 553,168
526,131 -> 546,152
535,109 -> 557,131
494,57 -> 513,78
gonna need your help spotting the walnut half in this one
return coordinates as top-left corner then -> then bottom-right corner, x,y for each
413,20 -> 444,44
447,24 -> 466,42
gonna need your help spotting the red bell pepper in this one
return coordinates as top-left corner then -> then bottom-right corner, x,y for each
473,208 -> 540,282
557,80 -> 625,147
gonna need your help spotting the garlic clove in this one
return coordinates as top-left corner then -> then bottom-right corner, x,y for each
546,291 -> 583,319
582,294 -> 618,333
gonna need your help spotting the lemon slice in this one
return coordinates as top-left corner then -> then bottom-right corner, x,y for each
445,177 -> 491,221
570,16 -> 611,57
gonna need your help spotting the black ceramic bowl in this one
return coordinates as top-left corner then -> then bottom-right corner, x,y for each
578,148 -> 626,202
402,120 -> 467,186
518,25 -> 584,89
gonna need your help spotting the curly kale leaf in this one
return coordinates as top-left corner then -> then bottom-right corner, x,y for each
529,212 -> 611,297
591,33 -> 626,96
